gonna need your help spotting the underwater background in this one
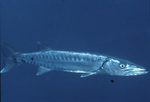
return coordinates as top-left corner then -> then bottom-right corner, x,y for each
1,0 -> 150,102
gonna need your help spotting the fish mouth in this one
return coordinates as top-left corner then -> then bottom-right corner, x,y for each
123,68 -> 148,76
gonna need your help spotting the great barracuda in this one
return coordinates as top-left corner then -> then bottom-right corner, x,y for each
0,42 -> 148,77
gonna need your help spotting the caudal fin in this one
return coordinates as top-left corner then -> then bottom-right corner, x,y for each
1,43 -> 20,73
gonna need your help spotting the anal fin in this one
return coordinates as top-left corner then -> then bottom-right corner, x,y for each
36,66 -> 52,75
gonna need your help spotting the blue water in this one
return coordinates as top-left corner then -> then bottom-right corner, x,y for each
1,0 -> 150,102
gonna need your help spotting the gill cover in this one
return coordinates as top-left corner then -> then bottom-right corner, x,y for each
103,58 -> 148,76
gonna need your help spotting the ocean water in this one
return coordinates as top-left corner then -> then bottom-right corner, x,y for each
1,0 -> 150,102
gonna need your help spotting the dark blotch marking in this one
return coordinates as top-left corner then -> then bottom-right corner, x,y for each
31,57 -> 34,61
21,59 -> 25,63
14,58 -> 17,63
110,80 -> 114,83
14,58 -> 16,61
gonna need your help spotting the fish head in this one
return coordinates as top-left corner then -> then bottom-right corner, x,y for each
103,58 -> 148,76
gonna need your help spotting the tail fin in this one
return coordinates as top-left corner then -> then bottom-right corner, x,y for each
1,43 -> 20,73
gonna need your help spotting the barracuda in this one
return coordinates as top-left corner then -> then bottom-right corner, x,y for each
0,43 -> 148,77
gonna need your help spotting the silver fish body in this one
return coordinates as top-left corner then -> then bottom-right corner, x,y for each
0,43 -> 148,77
18,51 -> 108,77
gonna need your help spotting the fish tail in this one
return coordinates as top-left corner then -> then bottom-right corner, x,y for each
1,43 -> 21,73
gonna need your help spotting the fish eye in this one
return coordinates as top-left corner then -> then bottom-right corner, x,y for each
120,64 -> 126,68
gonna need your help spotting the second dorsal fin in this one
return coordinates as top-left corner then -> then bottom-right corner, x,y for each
37,41 -> 52,51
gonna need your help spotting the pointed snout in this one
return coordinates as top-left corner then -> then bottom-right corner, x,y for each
123,67 -> 148,76
132,68 -> 148,75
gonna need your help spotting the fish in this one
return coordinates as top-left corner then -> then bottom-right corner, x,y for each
0,42 -> 148,77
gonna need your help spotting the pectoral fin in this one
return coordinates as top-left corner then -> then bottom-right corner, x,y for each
36,66 -> 52,75
81,72 -> 96,78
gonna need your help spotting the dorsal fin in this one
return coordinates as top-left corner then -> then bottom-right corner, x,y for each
37,41 -> 52,51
